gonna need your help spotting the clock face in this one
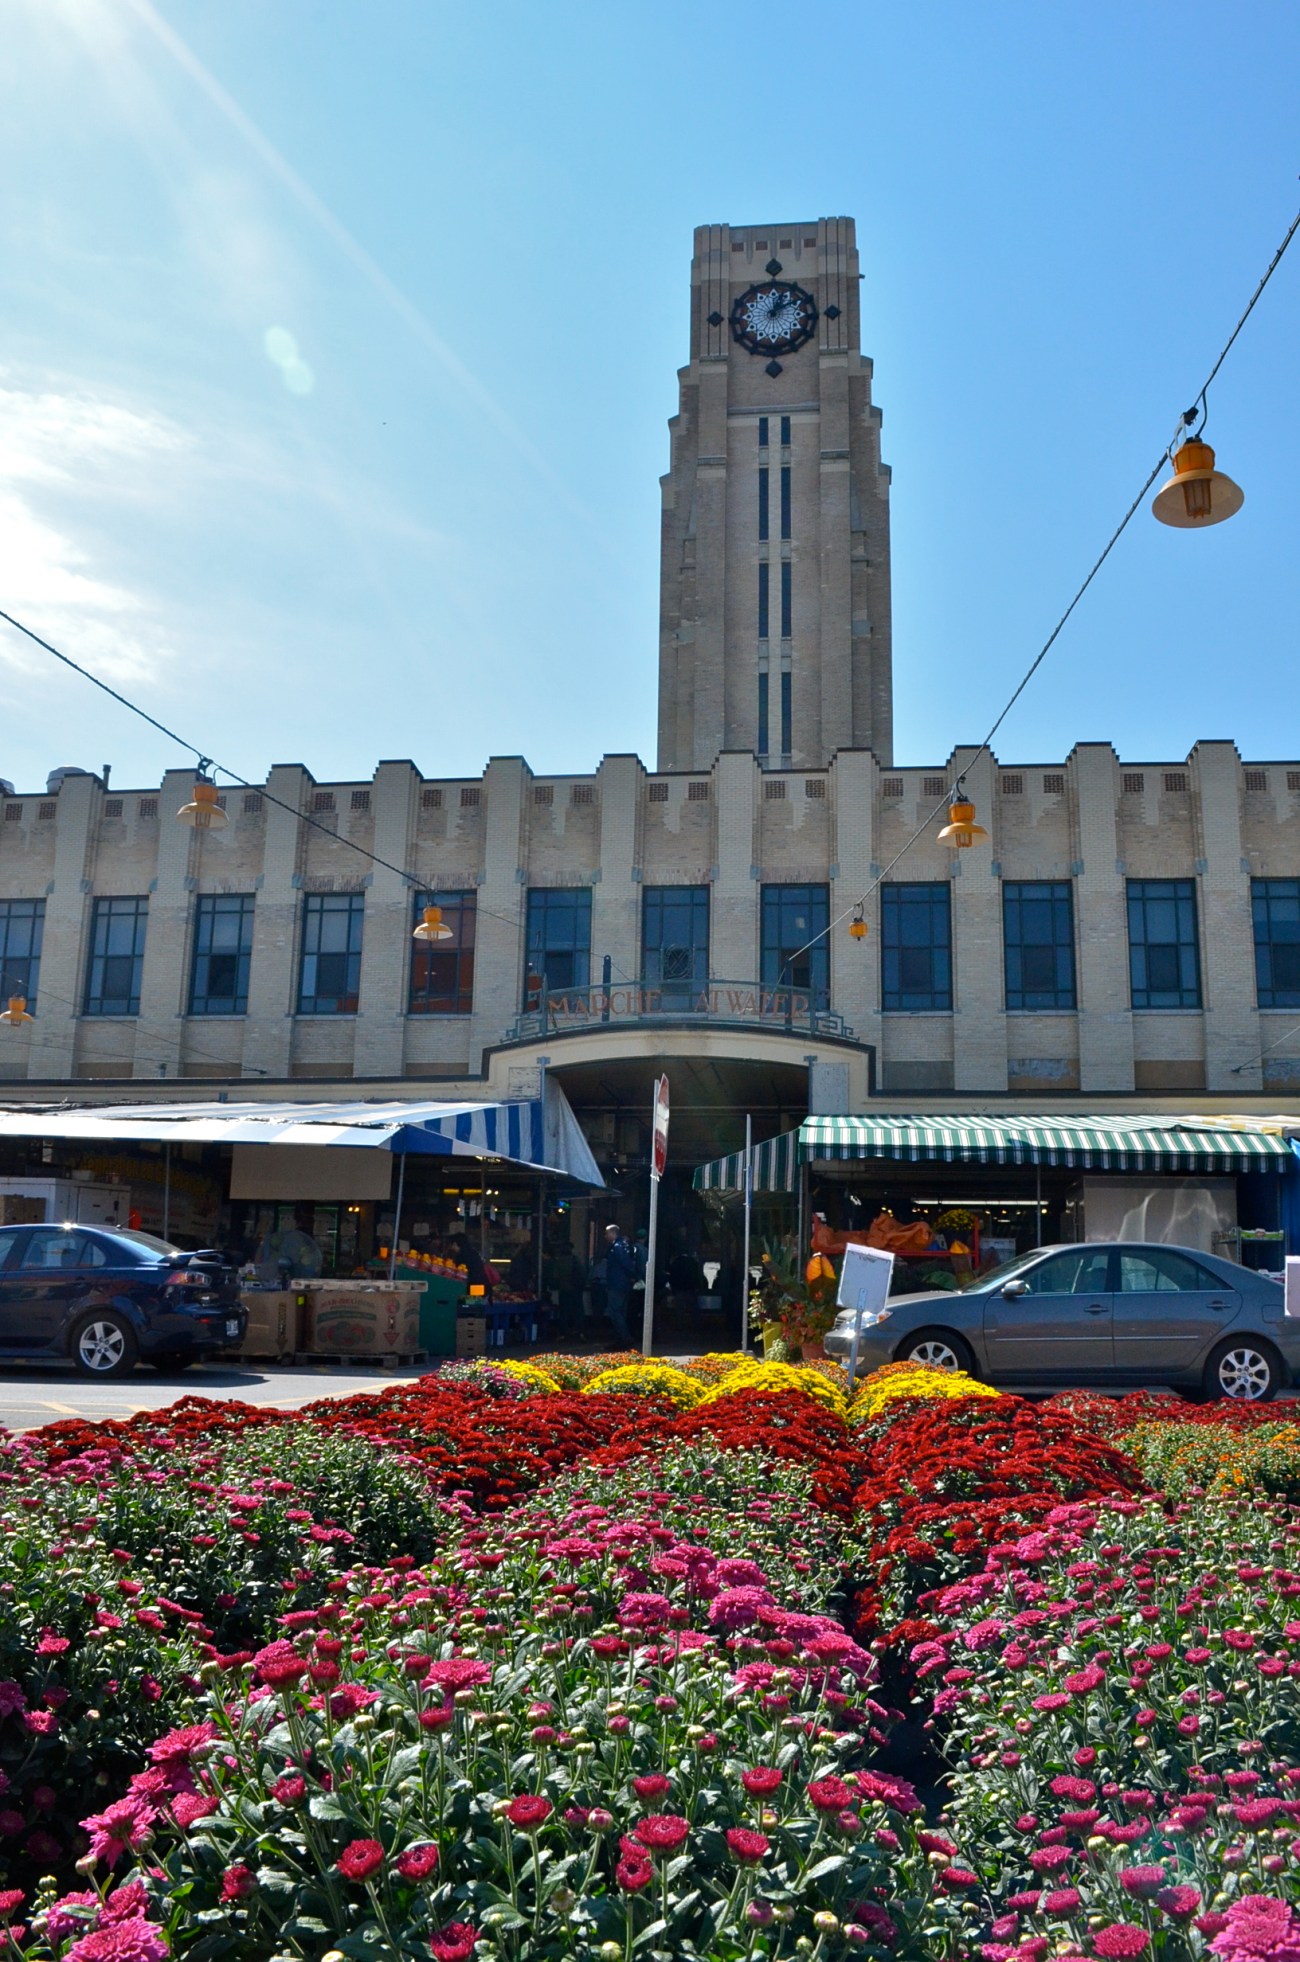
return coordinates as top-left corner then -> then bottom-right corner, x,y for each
730,281 -> 818,356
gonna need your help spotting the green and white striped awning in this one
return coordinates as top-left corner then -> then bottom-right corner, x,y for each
693,1113 -> 1293,1191
800,1113 -> 1293,1174
693,1128 -> 801,1193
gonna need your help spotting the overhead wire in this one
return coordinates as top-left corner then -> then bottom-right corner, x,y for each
779,202 -> 1300,983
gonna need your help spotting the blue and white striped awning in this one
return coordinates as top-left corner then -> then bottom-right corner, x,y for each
0,1089 -> 603,1185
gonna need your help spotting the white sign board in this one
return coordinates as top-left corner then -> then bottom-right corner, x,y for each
836,1240 -> 896,1390
1286,1256 -> 1300,1319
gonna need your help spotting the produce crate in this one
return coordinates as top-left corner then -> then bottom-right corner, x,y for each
301,1282 -> 423,1357
455,1316 -> 487,1356
237,1289 -> 303,1359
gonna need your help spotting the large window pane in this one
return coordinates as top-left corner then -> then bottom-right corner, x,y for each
524,889 -> 592,1004
642,887 -> 709,998
1253,878 -> 1300,1009
189,894 -> 255,1015
881,883 -> 952,1011
84,897 -> 148,1016
409,891 -> 476,1015
1127,879 -> 1201,1009
0,898 -> 45,1011
1003,880 -> 1076,1011
297,893 -> 364,1014
760,884 -> 829,1009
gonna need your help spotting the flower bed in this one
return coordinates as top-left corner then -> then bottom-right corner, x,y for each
2,1361 -> 1299,1958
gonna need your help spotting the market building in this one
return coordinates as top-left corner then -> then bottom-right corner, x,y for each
1,216 -> 1298,1298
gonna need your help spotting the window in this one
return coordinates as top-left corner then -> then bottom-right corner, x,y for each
758,416 -> 768,447
1122,773 -> 1145,795
1244,770 -> 1267,793
297,893 -> 364,1015
881,882 -> 952,1011
923,776 -> 946,799
805,779 -> 825,799
84,897 -> 148,1016
764,779 -> 786,800
1019,1248 -> 1112,1295
1003,881 -> 1076,1011
421,786 -> 442,810
103,798 -> 123,819
20,1228 -> 109,1272
780,465 -> 791,539
647,782 -> 669,804
780,415 -> 791,446
758,562 -> 769,640
524,888 -> 591,1002
882,778 -> 903,798
0,899 -> 45,1011
137,797 -> 158,819
189,894 -> 254,1015
1127,879 -> 1201,1009
1118,1249 -> 1212,1293
642,886 -> 709,995
350,789 -> 370,812
312,791 -> 336,813
3,804 -> 20,822
757,672 -> 769,756
758,467 -> 769,540
1253,878 -> 1300,1008
780,562 -> 792,638
571,784 -> 595,807
1164,772 -> 1188,794
761,884 -> 829,1009
533,785 -> 554,806
37,802 -> 56,821
242,793 -> 264,816
460,787 -> 480,808
1000,775 -> 1023,796
780,670 -> 792,756
687,781 -> 710,802
409,891 -> 476,1016
1042,773 -> 1065,796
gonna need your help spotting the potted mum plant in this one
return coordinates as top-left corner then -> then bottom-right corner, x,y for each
747,1245 -> 840,1359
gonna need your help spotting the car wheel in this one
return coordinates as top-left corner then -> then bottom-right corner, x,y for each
896,1328 -> 976,1375
71,1312 -> 139,1379
1204,1338 -> 1279,1403
148,1353 -> 197,1374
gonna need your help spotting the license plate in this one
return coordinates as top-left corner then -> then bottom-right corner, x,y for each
226,1319 -> 240,1338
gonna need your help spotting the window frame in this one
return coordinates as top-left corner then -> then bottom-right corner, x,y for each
1126,878 -> 1202,1010
1003,880 -> 1077,1012
188,893 -> 255,1017
83,896 -> 149,1017
1252,877 -> 1300,1009
524,888 -> 592,1005
881,881 -> 953,1013
641,886 -> 710,993
760,883 -> 829,1010
296,892 -> 365,1016
0,897 -> 45,1012
408,890 -> 477,1016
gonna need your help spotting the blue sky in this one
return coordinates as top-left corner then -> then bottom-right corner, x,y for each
1,0 -> 1296,794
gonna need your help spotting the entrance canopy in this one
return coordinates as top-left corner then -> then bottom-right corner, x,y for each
0,1087 -> 604,1187
694,1112 -> 1293,1192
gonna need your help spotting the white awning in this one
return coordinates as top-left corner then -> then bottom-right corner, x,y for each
0,1082 -> 603,1186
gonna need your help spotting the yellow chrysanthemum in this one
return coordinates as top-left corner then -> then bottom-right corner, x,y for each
676,1351 -> 750,1384
582,1363 -> 707,1408
489,1358 -> 561,1394
699,1359 -> 849,1422
850,1359 -> 999,1421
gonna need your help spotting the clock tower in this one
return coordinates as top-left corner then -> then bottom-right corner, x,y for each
657,217 -> 893,772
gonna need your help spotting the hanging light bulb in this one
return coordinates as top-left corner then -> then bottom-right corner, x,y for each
1152,436 -> 1244,529
0,995 -> 33,1027
938,785 -> 990,850
176,774 -> 229,830
412,904 -> 452,942
848,907 -> 868,941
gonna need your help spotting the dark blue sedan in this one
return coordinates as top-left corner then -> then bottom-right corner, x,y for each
0,1223 -> 246,1377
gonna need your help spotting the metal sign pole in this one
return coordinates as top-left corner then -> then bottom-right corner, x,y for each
740,1112 -> 753,1352
387,1153 -> 407,1282
642,1075 -> 669,1357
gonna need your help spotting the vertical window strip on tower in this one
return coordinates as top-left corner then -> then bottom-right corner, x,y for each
780,562 -> 792,638
780,415 -> 791,446
780,671 -> 792,759
758,467 -> 769,541
757,672 -> 770,756
758,417 -> 768,448
757,562 -> 769,640
780,466 -> 791,540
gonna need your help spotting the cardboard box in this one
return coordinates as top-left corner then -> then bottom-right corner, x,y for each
455,1316 -> 487,1356
237,1290 -> 303,1358
302,1283 -> 422,1355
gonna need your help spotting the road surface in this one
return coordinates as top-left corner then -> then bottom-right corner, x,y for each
0,1359 -> 435,1433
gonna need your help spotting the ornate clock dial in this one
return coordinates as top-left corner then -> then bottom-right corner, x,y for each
730,281 -> 818,357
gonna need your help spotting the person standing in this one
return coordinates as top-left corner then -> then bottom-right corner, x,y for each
602,1222 -> 643,1347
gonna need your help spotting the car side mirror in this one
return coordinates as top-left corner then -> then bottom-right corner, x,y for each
1000,1278 -> 1029,1298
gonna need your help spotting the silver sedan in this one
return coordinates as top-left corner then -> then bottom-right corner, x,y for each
823,1242 -> 1297,1401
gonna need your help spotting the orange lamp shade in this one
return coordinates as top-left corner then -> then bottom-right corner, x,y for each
1152,438 -> 1244,529
413,904 -> 453,942
176,779 -> 229,830
848,914 -> 868,941
937,797 -> 990,849
1,994 -> 34,1026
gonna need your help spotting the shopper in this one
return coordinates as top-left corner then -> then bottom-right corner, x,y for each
602,1222 -> 643,1347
